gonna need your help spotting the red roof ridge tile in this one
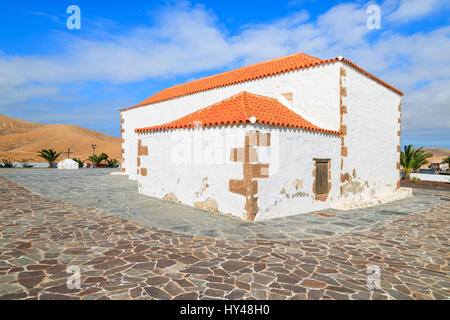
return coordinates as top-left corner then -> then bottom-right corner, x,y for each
135,91 -> 341,135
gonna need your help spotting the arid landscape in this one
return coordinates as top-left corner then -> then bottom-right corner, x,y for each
0,114 -> 121,163
422,147 -> 450,167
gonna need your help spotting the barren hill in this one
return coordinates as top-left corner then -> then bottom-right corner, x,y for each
0,114 -> 44,135
0,114 -> 121,163
421,147 -> 450,168
423,147 -> 450,158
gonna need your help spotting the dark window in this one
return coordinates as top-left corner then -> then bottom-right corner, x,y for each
315,159 -> 329,194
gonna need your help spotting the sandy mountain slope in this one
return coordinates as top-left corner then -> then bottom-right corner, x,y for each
0,114 -> 45,135
420,147 -> 450,168
423,147 -> 450,158
0,114 -> 121,163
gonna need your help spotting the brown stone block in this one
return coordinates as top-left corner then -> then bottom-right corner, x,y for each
245,198 -> 259,222
121,138 -> 125,143
138,139 -> 148,156
121,168 -> 125,173
397,145 -> 401,152
397,162 -> 400,170
141,168 -> 147,176
340,86 -> 347,97
340,67 -> 347,77
396,180 -> 400,189
229,147 -> 258,163
398,103 -> 401,112
246,131 -> 271,147
397,130 -> 401,137
137,169 -> 139,175
229,179 -> 245,196
340,125 -> 347,135
137,157 -> 140,167
121,118 -> 125,124
244,163 -> 269,178
340,105 -> 347,115
229,179 -> 257,197
245,180 -> 258,196
341,146 -> 348,157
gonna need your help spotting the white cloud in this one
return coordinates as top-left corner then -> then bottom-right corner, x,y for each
0,1 -> 449,134
403,79 -> 450,130
26,11 -> 61,23
386,0 -> 449,23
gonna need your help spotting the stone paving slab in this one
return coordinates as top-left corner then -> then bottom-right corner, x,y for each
0,175 -> 449,300
0,169 -> 441,240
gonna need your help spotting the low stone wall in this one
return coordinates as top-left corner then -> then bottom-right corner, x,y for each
410,173 -> 450,183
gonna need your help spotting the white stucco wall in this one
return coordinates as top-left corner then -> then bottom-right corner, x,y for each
255,127 -> 341,221
339,61 -> 402,201
137,124 -> 341,221
410,173 -> 450,183
121,63 -> 341,180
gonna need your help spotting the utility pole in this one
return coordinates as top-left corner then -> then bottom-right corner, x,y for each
91,144 -> 96,168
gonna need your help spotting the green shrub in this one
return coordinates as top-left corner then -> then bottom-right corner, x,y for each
0,159 -> 16,168
20,159 -> 33,168
73,158 -> 85,168
107,158 -> 120,168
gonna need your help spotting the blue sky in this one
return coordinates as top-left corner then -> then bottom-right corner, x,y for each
0,0 -> 449,148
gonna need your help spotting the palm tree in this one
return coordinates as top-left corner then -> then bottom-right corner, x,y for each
87,153 -> 108,166
72,157 -> 85,168
87,154 -> 103,165
107,158 -> 119,168
400,145 -> 433,179
37,149 -> 62,168
98,153 -> 109,165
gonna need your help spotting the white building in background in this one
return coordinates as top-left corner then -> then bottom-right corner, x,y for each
57,159 -> 79,170
119,52 -> 406,221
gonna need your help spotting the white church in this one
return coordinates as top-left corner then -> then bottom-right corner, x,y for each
119,52 -> 406,221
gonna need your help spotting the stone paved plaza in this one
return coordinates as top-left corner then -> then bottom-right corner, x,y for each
0,170 -> 449,300
0,169 -> 441,240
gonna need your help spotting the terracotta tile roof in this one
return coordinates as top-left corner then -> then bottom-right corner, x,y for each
120,52 -> 403,112
135,91 -> 341,135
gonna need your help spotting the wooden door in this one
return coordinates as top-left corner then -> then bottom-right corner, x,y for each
315,161 -> 328,194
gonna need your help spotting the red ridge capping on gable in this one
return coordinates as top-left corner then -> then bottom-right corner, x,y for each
135,91 -> 341,135
119,53 -> 403,112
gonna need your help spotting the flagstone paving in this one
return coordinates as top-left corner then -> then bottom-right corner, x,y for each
0,173 -> 449,300
0,169 -> 441,240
